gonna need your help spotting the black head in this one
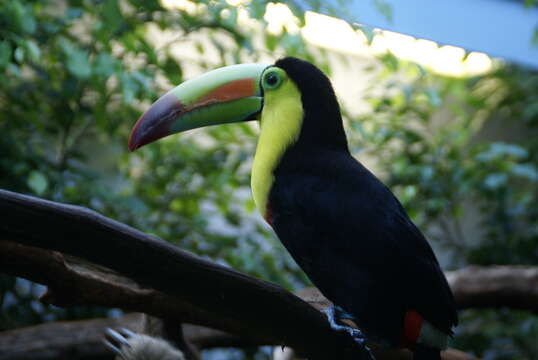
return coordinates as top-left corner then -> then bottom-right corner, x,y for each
275,57 -> 349,152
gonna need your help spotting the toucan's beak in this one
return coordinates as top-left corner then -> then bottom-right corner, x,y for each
128,63 -> 268,151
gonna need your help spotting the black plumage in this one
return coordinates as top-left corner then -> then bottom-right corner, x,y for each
268,58 -> 458,350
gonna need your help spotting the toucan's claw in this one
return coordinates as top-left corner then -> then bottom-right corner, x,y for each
322,306 -> 375,359
322,305 -> 358,332
331,305 -> 356,321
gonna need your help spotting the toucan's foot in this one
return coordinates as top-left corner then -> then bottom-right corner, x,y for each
322,306 -> 374,358
322,306 -> 366,342
324,305 -> 356,321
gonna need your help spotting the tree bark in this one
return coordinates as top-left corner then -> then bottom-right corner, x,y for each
447,265 -> 538,313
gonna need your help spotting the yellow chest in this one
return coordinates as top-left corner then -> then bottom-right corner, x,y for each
251,84 -> 303,218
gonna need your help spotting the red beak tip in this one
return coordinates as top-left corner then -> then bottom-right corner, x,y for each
127,137 -> 139,152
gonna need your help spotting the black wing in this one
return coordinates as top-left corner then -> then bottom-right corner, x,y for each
270,152 -> 457,343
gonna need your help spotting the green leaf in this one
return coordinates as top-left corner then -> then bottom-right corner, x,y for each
425,88 -> 441,107
10,1 -> 37,34
14,47 -> 24,62
58,37 -> 91,79
380,52 -> 399,71
120,71 -> 137,103
101,0 -> 123,33
0,41 -> 12,68
27,171 -> 48,195
358,24 -> 376,45
65,7 -> 84,20
373,0 -> 393,23
93,52 -> 118,77
264,33 -> 278,52
162,58 -> 183,84
248,1 -> 266,19
511,164 -> 538,181
484,173 -> 508,190
195,42 -> 204,55
222,7 -> 238,28
24,39 -> 40,60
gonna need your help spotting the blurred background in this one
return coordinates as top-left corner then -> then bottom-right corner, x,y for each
1,0 -> 538,359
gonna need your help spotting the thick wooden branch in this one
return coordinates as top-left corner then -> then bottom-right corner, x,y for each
447,266 -> 538,313
0,189 -> 479,360
0,189 -> 369,359
0,240 -> 477,360
0,239 -> 232,332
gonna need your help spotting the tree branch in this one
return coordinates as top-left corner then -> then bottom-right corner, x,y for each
0,239 -> 227,331
0,239 -> 479,360
0,189 -> 480,360
0,314 -> 141,360
447,265 -> 538,313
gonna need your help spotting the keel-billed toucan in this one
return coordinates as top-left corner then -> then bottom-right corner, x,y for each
128,57 -> 458,359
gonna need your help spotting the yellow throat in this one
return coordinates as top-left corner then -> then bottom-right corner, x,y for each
251,77 -> 303,218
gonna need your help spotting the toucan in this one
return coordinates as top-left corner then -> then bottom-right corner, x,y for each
128,57 -> 458,359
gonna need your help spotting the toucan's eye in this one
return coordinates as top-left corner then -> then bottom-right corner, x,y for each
263,71 -> 282,89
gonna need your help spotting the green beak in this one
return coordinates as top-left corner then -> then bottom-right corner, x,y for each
128,63 -> 268,151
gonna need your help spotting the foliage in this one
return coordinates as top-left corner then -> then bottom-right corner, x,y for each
2,0 -> 538,359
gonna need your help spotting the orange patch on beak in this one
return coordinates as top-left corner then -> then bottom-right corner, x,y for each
196,78 -> 257,104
